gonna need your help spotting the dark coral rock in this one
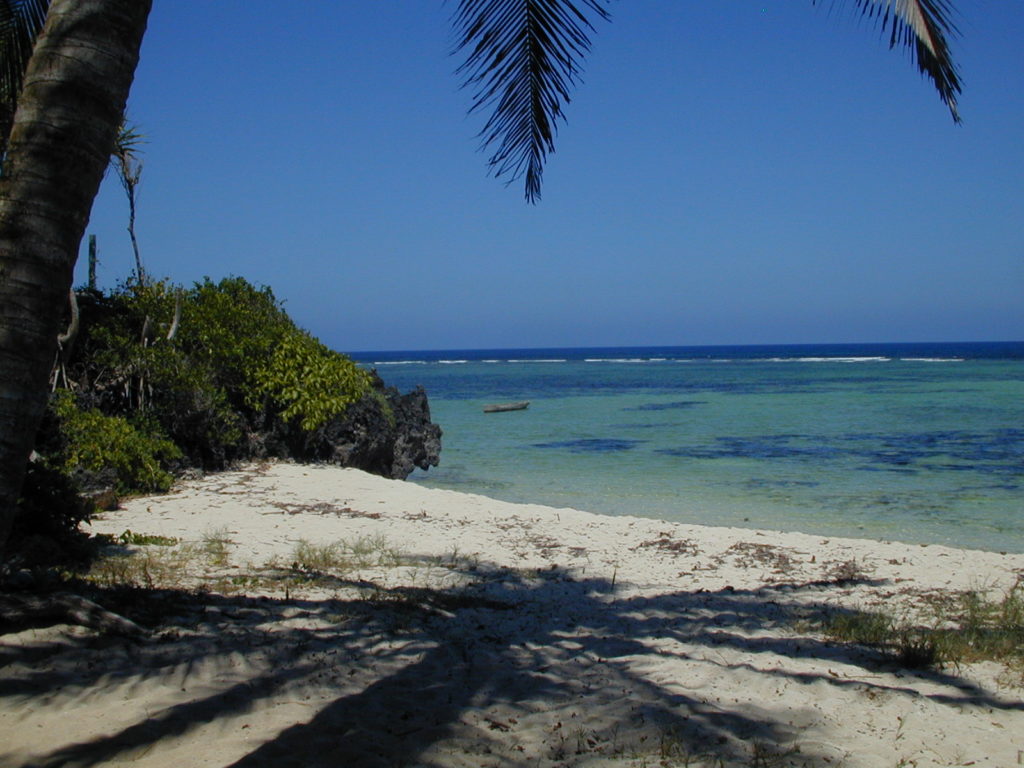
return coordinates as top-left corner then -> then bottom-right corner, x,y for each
294,372 -> 441,480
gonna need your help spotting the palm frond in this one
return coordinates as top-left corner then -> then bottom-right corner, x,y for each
817,0 -> 961,122
0,0 -> 50,150
114,119 -> 145,161
111,118 -> 144,192
452,0 -> 610,203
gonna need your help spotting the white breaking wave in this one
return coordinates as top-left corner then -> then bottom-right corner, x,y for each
901,357 -> 965,363
766,356 -> 891,363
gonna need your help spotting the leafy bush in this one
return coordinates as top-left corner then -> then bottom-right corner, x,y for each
181,277 -> 371,433
16,462 -> 94,540
179,277 -> 293,402
44,275 -> 371,491
50,390 -> 181,493
254,330 -> 372,431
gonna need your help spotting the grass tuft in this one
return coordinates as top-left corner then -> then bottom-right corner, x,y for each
824,579 -> 1024,672
290,535 -> 404,576
201,527 -> 233,566
116,529 -> 179,546
84,547 -> 191,590
76,529 -> 415,600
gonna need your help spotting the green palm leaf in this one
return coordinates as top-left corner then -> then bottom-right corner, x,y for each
817,0 -> 961,122
452,0 -> 610,203
0,0 -> 50,152
456,2 -> 963,202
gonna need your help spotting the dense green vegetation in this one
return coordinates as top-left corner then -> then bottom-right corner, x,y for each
50,389 -> 181,493
19,277 -> 372,548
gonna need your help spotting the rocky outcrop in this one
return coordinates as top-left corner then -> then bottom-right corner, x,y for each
294,372 -> 442,480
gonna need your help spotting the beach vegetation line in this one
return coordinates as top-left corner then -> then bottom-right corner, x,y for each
823,579 -> 1024,675
15,276 -> 374,560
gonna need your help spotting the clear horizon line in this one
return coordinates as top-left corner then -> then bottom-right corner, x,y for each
344,339 -> 1023,356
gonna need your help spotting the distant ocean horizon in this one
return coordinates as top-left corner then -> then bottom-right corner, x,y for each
350,342 -> 1024,553
354,340 -> 1024,363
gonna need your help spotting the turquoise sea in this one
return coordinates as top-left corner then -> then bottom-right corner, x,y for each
352,343 -> 1024,554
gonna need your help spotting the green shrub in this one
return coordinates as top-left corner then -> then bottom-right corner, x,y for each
77,280 -> 184,411
15,462 -> 94,539
43,274 -> 373,507
253,330 -> 372,431
177,276 -> 370,432
51,390 -> 181,493
64,275 -> 371,460
180,277 -> 293,400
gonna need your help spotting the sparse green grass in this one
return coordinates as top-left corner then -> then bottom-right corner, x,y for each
81,528 -> 230,590
201,527 -> 234,566
428,546 -> 481,573
84,547 -> 191,589
747,742 -> 805,768
824,579 -> 1024,672
649,728 -> 722,767
74,527 -> 439,610
116,529 -> 179,546
824,557 -> 872,583
627,730 -> 806,767
75,532 -> 508,618
826,610 -> 897,648
290,540 -> 348,573
291,535 -> 405,575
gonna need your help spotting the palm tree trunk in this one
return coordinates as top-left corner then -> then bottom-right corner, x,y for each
0,0 -> 151,555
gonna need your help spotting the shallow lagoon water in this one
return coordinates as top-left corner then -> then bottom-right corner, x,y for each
353,343 -> 1024,553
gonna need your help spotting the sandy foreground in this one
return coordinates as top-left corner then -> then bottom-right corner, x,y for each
2,462 -> 1022,768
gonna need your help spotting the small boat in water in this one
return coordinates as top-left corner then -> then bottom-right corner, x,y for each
483,401 -> 530,413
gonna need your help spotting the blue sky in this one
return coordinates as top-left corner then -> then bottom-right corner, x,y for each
76,2 -> 1023,352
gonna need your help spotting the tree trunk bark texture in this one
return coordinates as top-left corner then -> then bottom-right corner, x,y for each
0,0 -> 151,555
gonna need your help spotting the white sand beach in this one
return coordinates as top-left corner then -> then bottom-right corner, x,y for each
2,461 -> 1022,767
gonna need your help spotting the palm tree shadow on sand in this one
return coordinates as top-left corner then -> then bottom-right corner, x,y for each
2,560 -> 1019,768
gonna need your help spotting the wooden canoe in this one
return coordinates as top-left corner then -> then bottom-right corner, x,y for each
483,401 -> 530,413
